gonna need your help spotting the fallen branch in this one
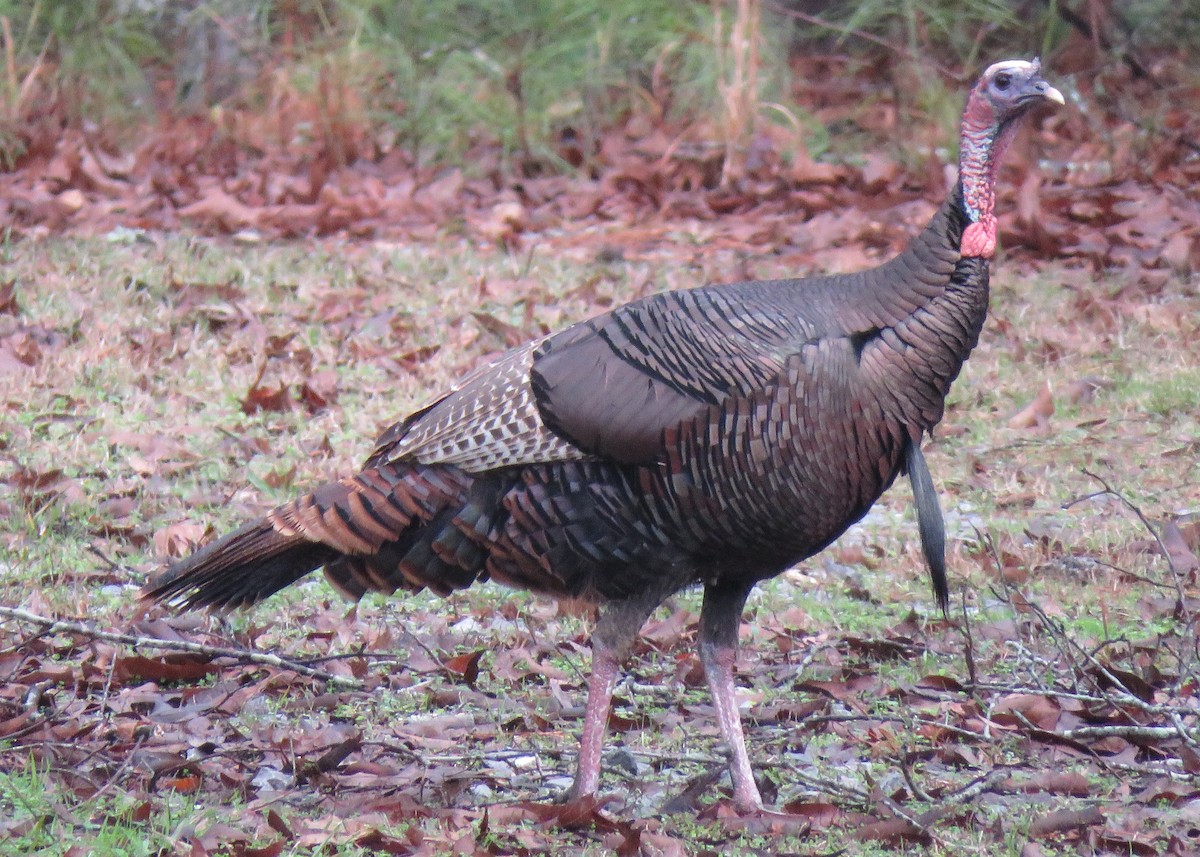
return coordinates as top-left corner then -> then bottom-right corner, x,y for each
1090,755 -> 1194,780
0,606 -> 361,688
1053,723 -> 1199,743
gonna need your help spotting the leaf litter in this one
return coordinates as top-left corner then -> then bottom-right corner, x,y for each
0,47 -> 1198,856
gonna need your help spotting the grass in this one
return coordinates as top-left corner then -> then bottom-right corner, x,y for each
813,0 -> 1043,68
3,1 -> 1193,174
0,232 -> 1197,853
0,756 -> 190,856
0,0 -> 797,171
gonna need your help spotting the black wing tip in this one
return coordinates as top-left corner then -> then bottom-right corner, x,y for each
932,572 -> 950,617
140,560 -> 257,613
905,435 -> 950,618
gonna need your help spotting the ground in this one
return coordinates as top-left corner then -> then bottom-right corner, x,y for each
1,48 -> 1199,857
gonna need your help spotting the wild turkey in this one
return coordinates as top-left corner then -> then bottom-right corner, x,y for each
143,59 -> 1063,812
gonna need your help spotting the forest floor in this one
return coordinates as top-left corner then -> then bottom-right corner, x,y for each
1,54 -> 1199,857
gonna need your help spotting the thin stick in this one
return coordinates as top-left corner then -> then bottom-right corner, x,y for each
1080,470 -> 1192,632
0,606 -> 361,688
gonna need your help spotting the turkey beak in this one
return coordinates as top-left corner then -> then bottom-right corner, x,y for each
1024,77 -> 1064,106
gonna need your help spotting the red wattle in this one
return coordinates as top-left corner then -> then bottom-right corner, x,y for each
960,219 -> 996,259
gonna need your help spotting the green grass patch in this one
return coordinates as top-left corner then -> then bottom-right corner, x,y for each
4,1 -> 1194,174
0,756 -> 193,856
1,234 -> 1196,853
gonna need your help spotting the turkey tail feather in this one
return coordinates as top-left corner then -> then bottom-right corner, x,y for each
141,520 -> 339,611
143,463 -> 494,612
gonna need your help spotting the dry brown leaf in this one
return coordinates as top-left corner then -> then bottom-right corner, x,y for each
154,521 -> 211,559
242,379 -> 292,414
299,370 -> 338,413
1160,521 -> 1200,573
178,187 -> 261,231
112,654 -> 218,683
55,188 -> 86,214
1062,375 -> 1111,405
1027,806 -> 1104,838
789,146 -> 842,185
1006,772 -> 1092,796
413,168 -> 464,214
0,281 -> 18,316
860,152 -> 900,191
442,650 -> 485,688
852,817 -> 930,845
992,693 -> 1061,730
1007,380 -> 1055,430
471,310 -> 529,349
161,774 -> 203,793
476,199 -> 527,245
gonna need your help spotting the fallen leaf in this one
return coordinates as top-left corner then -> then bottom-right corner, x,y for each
1002,772 -> 1091,796
242,379 -> 292,414
1008,381 -> 1055,430
1160,521 -> 1200,575
154,521 -> 211,558
178,187 -> 261,231
299,370 -> 338,413
991,694 -> 1061,731
1027,806 -> 1104,838
161,774 -> 202,793
442,650 -> 485,688
56,188 -> 86,214
0,281 -> 19,315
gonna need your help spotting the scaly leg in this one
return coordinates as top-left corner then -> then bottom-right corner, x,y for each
565,587 -> 665,802
699,580 -> 762,812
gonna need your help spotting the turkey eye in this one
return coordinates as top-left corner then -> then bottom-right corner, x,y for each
995,72 -> 1012,90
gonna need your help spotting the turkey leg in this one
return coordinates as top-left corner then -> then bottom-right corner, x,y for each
699,580 -> 761,812
566,587 -> 665,802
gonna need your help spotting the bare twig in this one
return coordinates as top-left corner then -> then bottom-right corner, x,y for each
960,589 -> 978,689
872,792 -> 945,845
86,734 -> 147,805
1019,591 -> 1160,714
968,682 -> 1143,707
1043,0 -> 1157,83
940,767 -> 1016,803
217,426 -> 267,460
620,748 -> 727,767
1077,472 -> 1196,690
0,606 -> 361,688
1084,556 -> 1177,590
1092,755 -> 1196,781
898,749 -> 935,803
1046,0 -> 1200,155
1054,723 -> 1199,744
1081,470 -> 1178,575
87,544 -> 123,574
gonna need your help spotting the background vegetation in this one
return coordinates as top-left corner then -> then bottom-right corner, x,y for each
2,0 -> 1196,171
1,1 -> 1197,855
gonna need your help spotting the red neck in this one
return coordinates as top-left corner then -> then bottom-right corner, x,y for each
957,88 -> 1020,260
